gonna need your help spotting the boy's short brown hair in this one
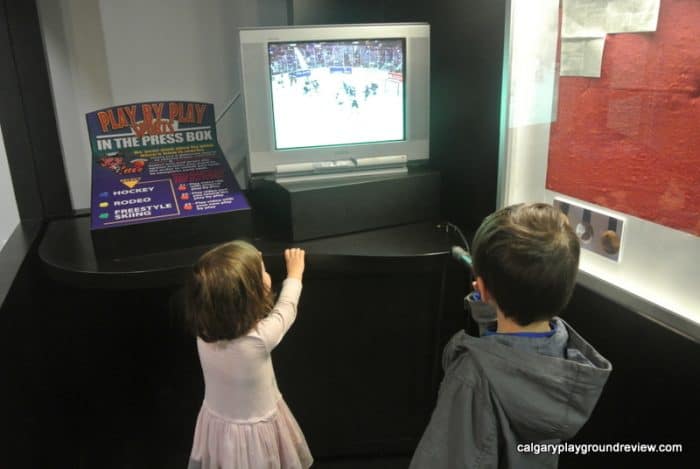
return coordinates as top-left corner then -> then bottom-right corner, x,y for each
472,203 -> 580,325
185,240 -> 274,342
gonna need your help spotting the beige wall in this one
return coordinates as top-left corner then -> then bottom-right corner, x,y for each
0,124 -> 20,249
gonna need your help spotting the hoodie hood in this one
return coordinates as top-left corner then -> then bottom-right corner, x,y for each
445,318 -> 612,442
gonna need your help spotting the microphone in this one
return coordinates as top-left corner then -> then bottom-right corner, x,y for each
451,246 -> 473,271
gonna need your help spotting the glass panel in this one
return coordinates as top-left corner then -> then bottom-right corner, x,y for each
501,0 -> 700,333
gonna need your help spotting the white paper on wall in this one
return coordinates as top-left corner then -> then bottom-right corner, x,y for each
560,37 -> 606,77
563,0 -> 660,38
561,0 -> 660,77
606,0 -> 660,33
562,0 -> 607,38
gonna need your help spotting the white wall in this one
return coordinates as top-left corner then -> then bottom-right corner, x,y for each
37,0 -> 288,209
0,124 -> 20,249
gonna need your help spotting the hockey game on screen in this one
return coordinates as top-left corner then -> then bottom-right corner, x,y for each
268,39 -> 405,150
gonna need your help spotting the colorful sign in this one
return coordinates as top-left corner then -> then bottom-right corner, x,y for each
87,101 -> 249,230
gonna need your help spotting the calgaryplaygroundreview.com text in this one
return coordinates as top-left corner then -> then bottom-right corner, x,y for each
517,442 -> 683,455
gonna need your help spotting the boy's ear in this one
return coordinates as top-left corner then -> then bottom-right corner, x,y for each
475,276 -> 491,303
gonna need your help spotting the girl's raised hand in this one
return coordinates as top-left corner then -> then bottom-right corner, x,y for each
284,248 -> 305,280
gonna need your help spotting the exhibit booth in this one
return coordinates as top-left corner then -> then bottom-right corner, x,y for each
0,1 -> 697,467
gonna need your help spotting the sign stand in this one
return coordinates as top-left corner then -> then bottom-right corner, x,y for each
87,101 -> 252,258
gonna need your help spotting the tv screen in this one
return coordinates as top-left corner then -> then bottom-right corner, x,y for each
240,23 -> 429,176
268,39 -> 405,150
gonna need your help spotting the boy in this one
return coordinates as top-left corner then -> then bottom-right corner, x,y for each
411,203 -> 612,468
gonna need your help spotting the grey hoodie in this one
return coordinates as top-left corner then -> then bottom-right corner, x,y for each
410,318 -> 612,468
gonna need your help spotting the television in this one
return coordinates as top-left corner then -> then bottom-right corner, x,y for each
239,23 -> 430,178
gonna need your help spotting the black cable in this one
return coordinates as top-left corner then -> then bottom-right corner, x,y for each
437,221 -> 471,255
437,221 -> 477,335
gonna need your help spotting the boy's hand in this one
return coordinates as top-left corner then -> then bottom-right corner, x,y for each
285,248 -> 305,280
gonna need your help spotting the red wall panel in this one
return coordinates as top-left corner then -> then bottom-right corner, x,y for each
547,0 -> 700,235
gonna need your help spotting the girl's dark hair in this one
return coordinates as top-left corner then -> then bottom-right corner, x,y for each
185,240 -> 274,342
472,203 -> 580,325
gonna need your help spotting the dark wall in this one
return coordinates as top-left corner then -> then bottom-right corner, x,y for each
387,0 -> 505,233
561,285 -> 699,467
0,230 -> 77,467
1,255 -> 194,468
290,0 -> 388,24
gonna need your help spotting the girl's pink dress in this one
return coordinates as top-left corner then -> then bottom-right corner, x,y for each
188,278 -> 313,469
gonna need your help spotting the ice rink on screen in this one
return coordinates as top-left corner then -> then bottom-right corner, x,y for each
271,66 -> 404,149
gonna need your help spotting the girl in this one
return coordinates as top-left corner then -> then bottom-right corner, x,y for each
186,241 -> 313,469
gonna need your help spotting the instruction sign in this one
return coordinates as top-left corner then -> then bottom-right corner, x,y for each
87,101 -> 249,231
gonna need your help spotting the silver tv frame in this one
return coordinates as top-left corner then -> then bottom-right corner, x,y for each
239,23 -> 430,178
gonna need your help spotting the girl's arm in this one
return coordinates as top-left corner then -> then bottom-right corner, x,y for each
256,277 -> 302,350
256,248 -> 305,350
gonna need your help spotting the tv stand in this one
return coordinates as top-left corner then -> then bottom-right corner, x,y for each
250,167 -> 440,241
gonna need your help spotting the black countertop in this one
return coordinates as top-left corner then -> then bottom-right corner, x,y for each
39,216 -> 453,289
